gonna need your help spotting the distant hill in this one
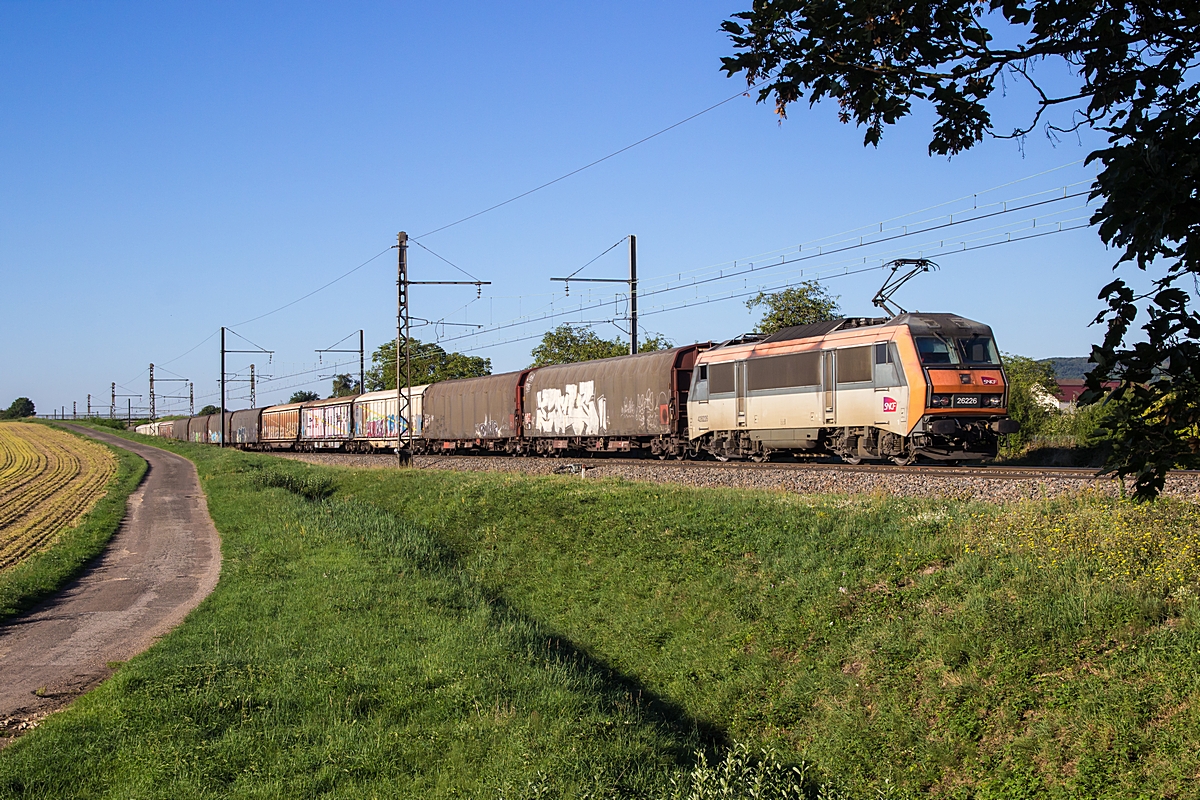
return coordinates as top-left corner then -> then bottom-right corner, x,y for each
1039,356 -> 1091,380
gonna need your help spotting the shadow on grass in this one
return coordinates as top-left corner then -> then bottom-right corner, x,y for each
484,588 -> 730,767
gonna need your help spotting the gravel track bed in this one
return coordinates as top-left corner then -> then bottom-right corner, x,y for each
270,452 -> 1200,503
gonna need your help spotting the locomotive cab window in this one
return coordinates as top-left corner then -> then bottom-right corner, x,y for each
957,336 -> 999,365
692,365 -> 709,402
874,342 -> 901,386
916,336 -> 961,365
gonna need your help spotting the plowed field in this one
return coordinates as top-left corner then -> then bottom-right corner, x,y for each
0,422 -> 116,570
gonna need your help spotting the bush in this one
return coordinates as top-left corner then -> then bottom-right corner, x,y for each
998,354 -> 1121,463
249,467 -> 334,501
87,418 -> 133,430
999,355 -> 1058,451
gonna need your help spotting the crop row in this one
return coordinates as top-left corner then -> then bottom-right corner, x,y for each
0,424 -> 117,571
0,426 -> 89,528
0,426 -> 52,507
0,431 -> 79,528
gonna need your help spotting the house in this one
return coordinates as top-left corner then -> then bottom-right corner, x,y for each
1054,378 -> 1121,411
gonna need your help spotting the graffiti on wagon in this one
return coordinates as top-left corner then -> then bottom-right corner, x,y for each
535,381 -> 608,435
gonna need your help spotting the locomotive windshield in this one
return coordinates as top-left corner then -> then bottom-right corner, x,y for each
916,335 -> 999,365
957,336 -> 999,365
915,337 -> 959,365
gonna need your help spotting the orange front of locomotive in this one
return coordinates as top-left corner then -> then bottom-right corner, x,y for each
895,316 -> 1020,460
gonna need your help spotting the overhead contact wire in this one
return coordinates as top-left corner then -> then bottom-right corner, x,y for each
413,84 -> 768,240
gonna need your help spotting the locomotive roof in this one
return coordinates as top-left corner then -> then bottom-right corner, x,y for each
758,317 -> 887,343
891,312 -> 993,336
720,313 -> 993,349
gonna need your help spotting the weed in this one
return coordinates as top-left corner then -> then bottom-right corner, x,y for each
249,466 -> 334,501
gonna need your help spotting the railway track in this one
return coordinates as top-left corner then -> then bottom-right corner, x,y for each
271,450 -> 1200,500
280,450 -> 1127,481
540,458 -> 1109,481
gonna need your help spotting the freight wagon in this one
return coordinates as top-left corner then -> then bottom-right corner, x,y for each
420,372 -> 525,452
260,403 -> 302,449
350,387 -> 426,452
300,397 -> 354,450
521,346 -> 703,458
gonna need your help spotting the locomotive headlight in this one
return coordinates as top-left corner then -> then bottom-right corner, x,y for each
984,394 -> 1002,407
930,394 -> 952,408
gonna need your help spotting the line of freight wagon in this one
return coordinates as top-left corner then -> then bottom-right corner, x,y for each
134,313 -> 1020,464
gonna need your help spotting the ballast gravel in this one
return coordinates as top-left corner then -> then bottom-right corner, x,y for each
272,452 -> 1200,503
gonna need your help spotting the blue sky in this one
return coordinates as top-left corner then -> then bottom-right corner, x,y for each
1,1 -> 1129,415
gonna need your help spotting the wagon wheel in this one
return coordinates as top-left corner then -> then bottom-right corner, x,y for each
841,455 -> 863,465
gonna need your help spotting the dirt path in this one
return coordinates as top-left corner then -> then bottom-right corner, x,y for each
0,427 -> 221,742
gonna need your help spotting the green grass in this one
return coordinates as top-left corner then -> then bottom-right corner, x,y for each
0,423 -> 147,621
3,430 -> 1199,798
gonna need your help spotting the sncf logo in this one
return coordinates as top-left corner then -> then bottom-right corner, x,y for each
981,376 -> 998,385
882,397 -> 898,413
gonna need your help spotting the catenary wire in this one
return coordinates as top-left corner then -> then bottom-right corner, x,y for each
450,219 -> 1091,353
412,84 -> 768,240
230,247 -> 392,328
419,180 -> 1093,346
433,192 -> 1092,345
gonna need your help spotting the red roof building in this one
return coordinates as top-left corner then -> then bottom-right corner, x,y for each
1054,378 -> 1121,408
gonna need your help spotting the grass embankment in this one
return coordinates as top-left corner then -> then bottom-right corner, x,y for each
2,432 -> 1198,798
0,422 -> 146,621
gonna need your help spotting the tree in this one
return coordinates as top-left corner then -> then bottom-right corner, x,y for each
1000,354 -> 1060,451
288,391 -> 320,403
0,397 -> 35,419
529,325 -> 671,367
197,404 -> 221,416
746,282 -> 840,334
365,338 -> 491,391
329,374 -> 360,398
721,1 -> 1200,497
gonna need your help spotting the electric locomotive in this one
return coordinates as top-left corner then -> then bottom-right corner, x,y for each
687,313 -> 1018,464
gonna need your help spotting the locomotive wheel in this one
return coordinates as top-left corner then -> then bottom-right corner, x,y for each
891,452 -> 917,466
841,456 -> 863,465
